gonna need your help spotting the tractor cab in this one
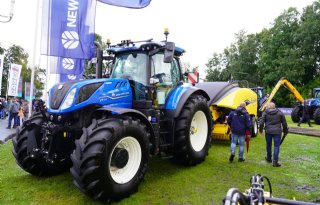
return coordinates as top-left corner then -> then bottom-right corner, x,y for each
251,86 -> 265,106
313,88 -> 320,98
108,40 -> 185,108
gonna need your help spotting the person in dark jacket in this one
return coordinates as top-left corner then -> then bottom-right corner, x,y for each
6,98 -> 20,129
297,100 -> 311,127
259,102 -> 288,167
227,102 -> 251,162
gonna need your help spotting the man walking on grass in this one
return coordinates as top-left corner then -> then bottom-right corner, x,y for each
227,102 -> 251,162
259,102 -> 288,167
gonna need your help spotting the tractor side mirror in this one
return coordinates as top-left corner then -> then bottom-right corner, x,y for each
164,42 -> 175,63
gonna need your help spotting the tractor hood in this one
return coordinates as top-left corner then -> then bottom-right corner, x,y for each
47,78 -> 132,114
304,98 -> 320,107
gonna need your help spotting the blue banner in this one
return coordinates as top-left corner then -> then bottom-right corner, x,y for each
278,108 -> 293,115
25,82 -> 36,101
98,0 -> 151,8
49,56 -> 84,75
60,73 -> 83,83
18,77 -> 23,98
41,0 -> 96,59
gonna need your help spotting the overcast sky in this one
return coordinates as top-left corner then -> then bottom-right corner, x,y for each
0,0 -> 316,77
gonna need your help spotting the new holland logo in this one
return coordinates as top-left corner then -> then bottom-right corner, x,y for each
68,74 -> 77,80
62,31 -> 79,49
62,0 -> 80,50
62,58 -> 75,70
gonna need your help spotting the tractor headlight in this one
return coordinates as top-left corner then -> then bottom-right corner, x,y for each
60,88 -> 77,110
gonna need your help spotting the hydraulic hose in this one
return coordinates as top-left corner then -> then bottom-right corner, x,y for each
224,188 -> 247,205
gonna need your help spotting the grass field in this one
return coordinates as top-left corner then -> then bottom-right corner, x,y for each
0,118 -> 319,205
285,115 -> 319,129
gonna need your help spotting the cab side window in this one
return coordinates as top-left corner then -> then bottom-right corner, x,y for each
151,54 -> 181,86
151,53 -> 181,105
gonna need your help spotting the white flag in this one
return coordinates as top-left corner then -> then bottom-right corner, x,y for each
7,64 -> 22,96
0,55 -> 4,95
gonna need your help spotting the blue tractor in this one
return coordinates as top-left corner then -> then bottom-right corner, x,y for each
12,38 -> 214,201
291,88 -> 320,124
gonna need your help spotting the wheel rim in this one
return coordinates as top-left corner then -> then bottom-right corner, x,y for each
189,111 -> 208,152
109,136 -> 142,184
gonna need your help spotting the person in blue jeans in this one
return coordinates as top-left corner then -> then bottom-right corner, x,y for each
227,102 -> 251,162
259,102 -> 288,167
6,98 -> 20,129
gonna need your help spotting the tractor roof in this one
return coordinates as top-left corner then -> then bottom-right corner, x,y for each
108,41 -> 185,56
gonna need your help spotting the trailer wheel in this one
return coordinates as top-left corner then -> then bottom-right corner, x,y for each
70,117 -> 150,201
313,108 -> 320,124
291,106 -> 302,123
250,116 -> 258,138
174,95 -> 212,166
12,115 -> 71,176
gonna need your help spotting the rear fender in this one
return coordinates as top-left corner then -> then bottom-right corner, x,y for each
165,85 -> 209,118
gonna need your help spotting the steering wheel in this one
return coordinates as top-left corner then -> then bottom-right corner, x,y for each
152,73 -> 166,83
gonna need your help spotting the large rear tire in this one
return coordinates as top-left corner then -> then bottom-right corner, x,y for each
250,116 -> 258,138
291,106 -> 302,123
12,115 -> 71,176
174,95 -> 212,166
313,108 -> 320,124
70,117 -> 150,201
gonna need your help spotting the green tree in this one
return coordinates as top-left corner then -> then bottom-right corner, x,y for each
206,53 -> 230,81
258,8 -> 303,87
206,2 -> 320,107
85,33 -> 109,77
0,44 -> 4,54
296,0 -> 320,87
182,62 -> 198,73
1,44 -> 44,98
206,31 -> 259,87
2,44 -> 28,97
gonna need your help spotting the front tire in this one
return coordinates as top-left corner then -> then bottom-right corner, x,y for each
291,106 -> 302,123
313,108 -> 320,124
174,95 -> 212,166
12,115 -> 71,176
70,116 -> 150,201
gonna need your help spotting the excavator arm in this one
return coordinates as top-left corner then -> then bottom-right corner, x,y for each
259,78 -> 304,112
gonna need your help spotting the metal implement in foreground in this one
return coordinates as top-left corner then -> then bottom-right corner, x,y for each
223,174 -> 319,205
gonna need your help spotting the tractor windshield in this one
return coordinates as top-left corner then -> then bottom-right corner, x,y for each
110,52 -> 147,85
315,90 -> 320,98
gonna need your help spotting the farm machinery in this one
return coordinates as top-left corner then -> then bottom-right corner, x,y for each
291,88 -> 320,124
223,174 -> 319,205
204,83 -> 259,140
11,29 -> 262,200
11,32 -> 259,201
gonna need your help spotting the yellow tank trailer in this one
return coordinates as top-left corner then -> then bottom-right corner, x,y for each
196,82 -> 258,141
